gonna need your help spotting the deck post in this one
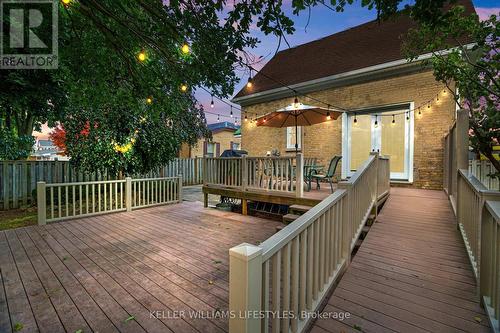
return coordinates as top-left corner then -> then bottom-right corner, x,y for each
295,153 -> 304,198
178,174 -> 183,202
456,109 -> 469,170
338,182 -> 352,264
125,177 -> 132,211
37,181 -> 46,225
242,155 -> 248,191
370,152 -> 379,219
229,243 -> 263,333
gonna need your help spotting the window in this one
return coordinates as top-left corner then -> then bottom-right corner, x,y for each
206,142 -> 215,157
286,126 -> 302,150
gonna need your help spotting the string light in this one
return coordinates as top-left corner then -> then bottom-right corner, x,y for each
391,114 -> 395,125
326,112 -> 331,121
246,69 -> 253,88
406,112 -> 410,121
137,49 -> 146,62
61,0 -> 71,5
245,114 -> 248,122
146,96 -> 153,104
210,95 -> 214,108
181,42 -> 190,55
418,107 -> 422,116
180,83 -> 188,92
353,113 -> 358,125
374,115 -> 378,127
230,106 -> 233,117
294,96 -> 299,109
427,102 -> 431,109
217,114 -> 220,121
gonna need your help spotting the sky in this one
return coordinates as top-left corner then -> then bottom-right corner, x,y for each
199,0 -> 500,124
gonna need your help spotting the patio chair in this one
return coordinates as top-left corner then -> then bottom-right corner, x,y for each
311,155 -> 342,193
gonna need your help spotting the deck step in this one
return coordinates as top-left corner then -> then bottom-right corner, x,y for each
283,213 -> 301,224
289,204 -> 314,215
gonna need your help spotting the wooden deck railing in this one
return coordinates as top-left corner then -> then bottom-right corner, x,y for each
377,156 -> 390,201
228,154 -> 387,333
1,157 -> 201,210
204,154 -> 304,197
37,176 -> 182,224
480,200 -> 500,332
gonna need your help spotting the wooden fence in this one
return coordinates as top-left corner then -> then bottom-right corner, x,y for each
469,159 -> 500,191
37,176 -> 181,224
228,153 -> 389,333
0,158 -> 201,210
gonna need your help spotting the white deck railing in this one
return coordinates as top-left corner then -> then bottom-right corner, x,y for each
228,154 -> 387,333
204,154 -> 304,198
480,201 -> 500,332
37,176 -> 182,224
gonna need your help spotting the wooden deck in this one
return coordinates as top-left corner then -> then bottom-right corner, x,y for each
309,187 -> 490,333
0,202 -> 281,333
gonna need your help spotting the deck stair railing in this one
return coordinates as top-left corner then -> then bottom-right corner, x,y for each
37,176 -> 182,224
228,153 -> 388,333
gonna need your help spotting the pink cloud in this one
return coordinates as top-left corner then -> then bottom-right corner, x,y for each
475,7 -> 499,21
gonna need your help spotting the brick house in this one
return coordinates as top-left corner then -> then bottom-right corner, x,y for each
232,1 -> 475,190
179,121 -> 241,158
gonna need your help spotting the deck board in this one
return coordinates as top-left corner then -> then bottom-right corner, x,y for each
308,187 -> 489,333
0,202 -> 280,333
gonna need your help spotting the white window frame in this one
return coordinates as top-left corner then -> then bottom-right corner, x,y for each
206,142 -> 216,157
286,126 -> 302,150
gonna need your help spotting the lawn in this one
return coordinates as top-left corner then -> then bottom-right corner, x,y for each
0,208 -> 37,231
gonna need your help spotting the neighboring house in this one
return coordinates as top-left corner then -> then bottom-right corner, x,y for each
31,139 -> 68,161
180,122 -> 241,158
232,0 -> 475,190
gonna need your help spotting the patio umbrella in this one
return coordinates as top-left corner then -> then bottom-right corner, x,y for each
255,101 -> 343,152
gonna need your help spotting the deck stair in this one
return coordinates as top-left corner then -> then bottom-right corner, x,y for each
282,204 -> 314,224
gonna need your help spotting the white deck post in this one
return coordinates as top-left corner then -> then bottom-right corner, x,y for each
37,182 -> 46,225
125,177 -> 132,211
456,109 -> 469,170
296,153 -> 304,198
229,243 -> 263,333
241,155 -> 248,191
178,174 -> 183,202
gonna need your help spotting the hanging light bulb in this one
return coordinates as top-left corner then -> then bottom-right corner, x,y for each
245,114 -> 248,122
217,114 -> 220,121
263,117 -> 267,123
353,113 -> 358,125
427,102 -> 431,109
443,88 -> 447,95
181,42 -> 190,54
210,95 -> 214,108
61,0 -> 71,5
406,112 -> 410,121
326,112 -> 331,121
230,106 -> 233,118
180,83 -> 188,92
246,69 -> 253,88
146,96 -> 153,104
436,94 -> 439,101
391,114 -> 396,125
374,115 -> 378,128
137,49 -> 146,62
294,96 -> 299,109
418,107 -> 422,116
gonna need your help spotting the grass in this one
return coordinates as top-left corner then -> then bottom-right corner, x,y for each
0,207 -> 37,231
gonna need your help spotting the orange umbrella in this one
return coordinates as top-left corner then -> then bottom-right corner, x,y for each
256,102 -> 343,152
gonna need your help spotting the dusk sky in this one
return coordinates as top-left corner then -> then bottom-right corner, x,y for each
199,0 -> 500,124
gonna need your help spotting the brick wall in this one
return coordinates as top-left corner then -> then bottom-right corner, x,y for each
240,70 -> 456,190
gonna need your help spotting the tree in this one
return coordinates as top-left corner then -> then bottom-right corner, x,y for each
402,5 -> 499,174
